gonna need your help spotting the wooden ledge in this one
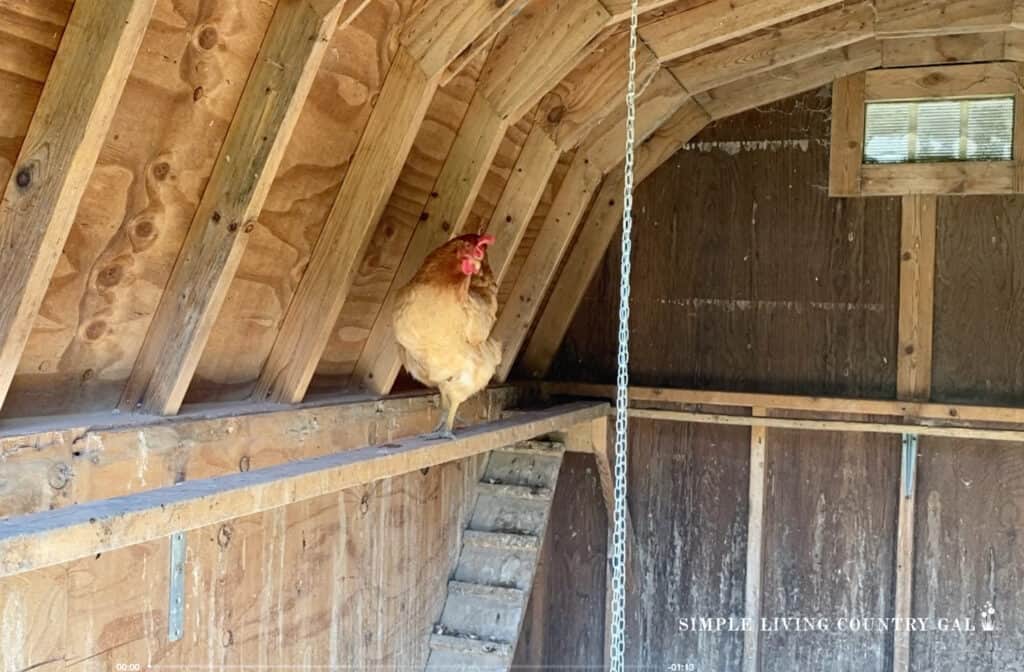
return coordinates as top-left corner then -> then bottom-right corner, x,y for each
0,401 -> 606,577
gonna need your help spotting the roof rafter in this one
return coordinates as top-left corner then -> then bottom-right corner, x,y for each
639,0 -> 846,62
251,0 -> 532,405
289,0 -> 614,399
0,0 -> 158,413
669,1 -> 875,94
119,0 -> 348,416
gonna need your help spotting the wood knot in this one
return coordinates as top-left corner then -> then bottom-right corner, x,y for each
441,221 -> 451,232
902,251 -> 912,261
904,344 -> 915,355
134,220 -> 155,239
494,0 -> 508,7
217,524 -> 233,548
359,493 -> 370,515
15,168 -> 31,189
84,321 -> 107,341
243,220 -> 255,233
97,265 -> 124,288
546,105 -> 566,124
212,211 -> 222,223
922,72 -> 946,86
48,462 -> 72,490
152,162 -> 171,181
193,86 -> 204,102
197,26 -> 219,50
228,221 -> 239,232
238,455 -> 251,472
419,212 -> 429,221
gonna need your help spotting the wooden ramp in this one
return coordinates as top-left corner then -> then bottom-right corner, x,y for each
427,439 -> 565,671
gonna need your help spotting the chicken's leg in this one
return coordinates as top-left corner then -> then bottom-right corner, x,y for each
421,390 -> 457,441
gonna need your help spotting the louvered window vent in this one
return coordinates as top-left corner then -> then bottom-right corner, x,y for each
863,97 -> 1014,164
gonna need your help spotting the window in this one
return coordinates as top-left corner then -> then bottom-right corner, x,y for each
863,97 -> 1014,164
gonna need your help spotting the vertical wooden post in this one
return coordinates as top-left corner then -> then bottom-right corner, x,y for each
893,193 -> 936,672
743,408 -> 767,672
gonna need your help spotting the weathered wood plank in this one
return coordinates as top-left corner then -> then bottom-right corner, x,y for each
743,411 -> 766,672
0,402 -> 606,577
882,32 -> 1007,66
545,382 -> 1024,425
860,161 -> 1017,195
401,0 -> 529,78
638,0 -> 844,62
898,195 -> 937,401
0,0 -> 157,410
580,67 -> 691,174
0,385 -> 519,520
519,100 -> 711,377
630,408 -> 1024,442
493,151 -> 603,381
696,39 -> 882,120
829,73 -> 867,196
484,123 -> 563,280
536,30 -> 661,152
254,49 -> 439,404
479,0 -> 612,120
875,0 -> 1013,37
120,0 -> 346,416
669,2 -> 875,94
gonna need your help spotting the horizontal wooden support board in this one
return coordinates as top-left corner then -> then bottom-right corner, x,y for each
544,382 -> 1024,425
0,386 -> 521,519
628,408 -> 1024,442
0,402 -> 606,577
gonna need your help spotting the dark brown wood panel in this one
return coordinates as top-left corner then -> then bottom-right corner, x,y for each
550,94 -> 901,398
933,196 -> 1024,406
761,427 -> 900,672
911,438 -> 1024,670
513,451 -> 608,670
627,418 -> 750,671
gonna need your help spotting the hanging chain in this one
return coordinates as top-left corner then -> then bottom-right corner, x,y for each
610,0 -> 638,668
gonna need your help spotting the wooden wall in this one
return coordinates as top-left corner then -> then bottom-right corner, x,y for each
0,455 -> 484,670
531,89 -> 1024,668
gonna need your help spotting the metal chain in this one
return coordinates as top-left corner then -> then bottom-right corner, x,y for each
610,0 -> 638,668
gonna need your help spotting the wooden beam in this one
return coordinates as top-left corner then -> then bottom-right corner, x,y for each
743,409 -> 767,672
483,123 -> 564,281
400,0 -> 532,78
864,60 -> 1022,99
580,68 -> 691,174
0,402 -> 607,578
479,0 -> 613,120
638,0 -> 845,62
893,193 -> 935,672
492,151 -> 603,381
0,386 -> 522,519
254,49 -> 440,404
669,1 -> 874,94
695,39 -> 882,120
875,0 -> 1013,38
860,161 -> 1018,195
829,73 -> 867,197
120,0 -> 346,416
543,382 -> 1024,426
629,408 -> 1024,442
519,100 -> 710,377
881,32 -> 1007,66
0,0 -> 157,410
536,30 -> 662,152
897,195 -> 937,400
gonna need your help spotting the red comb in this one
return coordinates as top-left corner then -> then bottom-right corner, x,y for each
477,233 -> 495,247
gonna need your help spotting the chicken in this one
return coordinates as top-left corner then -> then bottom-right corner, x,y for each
392,233 -> 503,440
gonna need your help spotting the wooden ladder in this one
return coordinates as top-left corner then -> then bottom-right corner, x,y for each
425,439 -> 566,671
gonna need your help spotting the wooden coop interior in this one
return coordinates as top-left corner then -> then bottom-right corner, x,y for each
3,0 -> 1024,670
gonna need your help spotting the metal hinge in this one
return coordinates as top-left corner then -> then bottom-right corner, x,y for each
168,532 -> 186,642
901,433 -> 918,499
